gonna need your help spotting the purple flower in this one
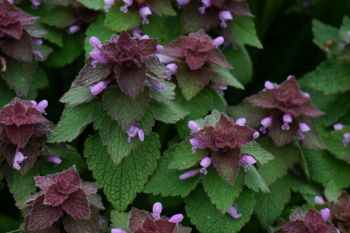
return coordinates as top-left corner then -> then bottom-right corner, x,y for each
157,54 -> 179,64
132,28 -> 143,38
235,118 -> 246,126
127,123 -> 144,143
259,117 -> 272,134
31,100 -> 48,115
198,0 -> 212,14
282,113 -> 292,130
321,208 -> 331,220
104,0 -> 115,12
188,120 -> 201,133
179,169 -> 201,179
169,214 -> 184,228
212,36 -> 224,47
30,0 -> 40,9
68,25 -> 80,34
219,11 -> 233,28
199,157 -> 212,174
40,155 -> 62,167
139,6 -> 152,25
264,81 -> 274,90
297,122 -> 311,140
32,39 -> 43,45
166,63 -> 178,80
13,147 -> 28,170
227,205 -> 242,219
120,0 -> 133,13
90,78 -> 113,95
152,202 -> 162,220
147,76 -> 165,93
33,50 -> 43,59
314,196 -> 325,205
89,36 -> 102,49
334,123 -> 345,131
111,229 -> 126,233
177,0 -> 190,8
239,155 -> 256,172
189,138 -> 206,153
343,132 -> 350,147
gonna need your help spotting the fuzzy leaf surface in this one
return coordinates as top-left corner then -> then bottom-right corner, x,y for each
149,99 -> 190,124
240,141 -> 274,165
41,6 -> 77,28
185,186 -> 254,233
148,79 -> 176,102
105,1 -> 140,32
110,211 -> 131,233
257,137 -> 299,185
325,181 -> 341,202
203,167 -> 244,213
302,145 -> 350,188
254,177 -> 291,229
321,127 -> 350,162
144,144 -> 200,197
168,139 -> 208,170
84,133 -> 160,211
210,65 -> 244,89
48,101 -> 97,143
6,166 -> 39,202
60,85 -> 94,105
103,86 -> 150,132
312,19 -> 342,55
244,165 -> 270,193
76,0 -> 105,10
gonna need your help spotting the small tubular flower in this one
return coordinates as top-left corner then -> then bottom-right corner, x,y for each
189,138 -> 206,153
264,81 -> 274,90
40,155 -> 62,167
320,208 -> 330,220
111,229 -> 126,233
179,169 -> 201,180
32,39 -> 43,45
198,0 -> 212,14
139,6 -> 152,25
147,77 -> 165,92
68,25 -> 80,34
282,114 -> 292,130
212,36 -> 224,46
343,132 -> 350,147
188,120 -> 201,133
177,0 -> 190,7
199,157 -> 212,174
239,155 -> 256,172
169,213 -> 184,228
260,117 -> 271,134
120,0 -> 132,13
13,147 -> 28,170
334,123 -> 345,131
104,0 -> 115,12
314,196 -> 325,205
90,78 -> 114,96
89,36 -> 102,49
30,0 -> 40,9
235,118 -> 246,126
219,11 -> 233,28
152,202 -> 162,220
127,123 -> 144,143
227,205 -> 242,219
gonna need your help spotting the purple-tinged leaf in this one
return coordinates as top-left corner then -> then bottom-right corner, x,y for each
28,195 -> 64,231
141,216 -> 159,232
61,189 -> 90,220
224,1 -> 254,17
82,182 -> 98,196
212,148 -> 241,184
206,48 -> 233,69
163,38 -> 186,57
177,61 -> 211,100
154,219 -> 176,233
6,124 -> 34,148
270,111 -> 300,147
281,220 -> 308,232
144,59 -> 171,79
1,30 -> 33,62
129,208 -> 151,232
76,58 -> 113,87
44,184 -> 69,207
63,205 -> 101,233
246,90 -> 277,109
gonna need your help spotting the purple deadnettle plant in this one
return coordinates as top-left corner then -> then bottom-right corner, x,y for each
231,76 -> 326,148
111,201 -> 191,233
330,190 -> 350,232
18,166 -> 105,233
0,97 -> 53,175
163,29 -> 234,100
176,110 -> 266,184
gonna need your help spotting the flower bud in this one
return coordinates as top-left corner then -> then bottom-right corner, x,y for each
111,229 -> 126,233
283,114 -> 292,123
321,208 -> 330,220
188,120 -> 200,133
90,51 -> 110,63
89,36 -> 102,48
147,77 -> 165,93
156,45 -> 164,53
314,196 -> 325,205
140,35 -> 150,40
303,92 -> 310,98
235,118 -> 246,126
152,202 -> 162,220
264,81 -> 274,90
179,169 -> 201,179
169,214 -> 184,224
334,123 -> 345,131
253,131 -> 259,139
212,36 -> 224,46
299,122 -> 310,132
200,157 -> 212,168
32,38 -> 43,45
190,138 -> 206,149
68,25 -> 80,34
261,117 -> 271,128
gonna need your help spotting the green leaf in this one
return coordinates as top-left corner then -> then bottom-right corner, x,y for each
84,133 -> 160,211
222,45 -> 253,85
288,174 -> 322,195
254,177 -> 291,229
37,22 -> 64,47
149,100 -> 190,124
339,16 -> 350,41
103,86 -> 150,132
141,14 -> 182,45
45,33 -> 83,67
0,79 -> 16,109
93,103 -> 147,163
175,87 -> 214,140
33,67 -> 49,89
228,100 -> 269,128
0,214 -> 20,233
41,6 -> 77,28
321,126 -> 350,163
33,44 -> 53,61
185,186 -> 255,233
210,64 -> 244,89
146,0 -> 176,16
240,141 -> 274,165
305,58 -> 350,94
244,165 -> 270,193
325,181 -> 341,202
312,19 -> 342,55
110,211 -> 131,233
84,13 -> 114,58
257,137 -> 299,185
168,139 -> 209,170
338,43 -> 350,63
148,78 -> 176,103
76,0 -> 105,10
60,85 -> 94,105
0,55 -> 35,96
203,167 -> 244,213
105,1 -> 140,32
211,89 -> 228,113
144,144 -> 200,197
37,147 -> 86,175
302,144 -> 350,188
224,16 -> 262,48
48,101 -> 97,143
7,166 -> 39,202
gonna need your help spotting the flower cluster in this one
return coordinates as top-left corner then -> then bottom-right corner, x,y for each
0,98 -> 53,174
104,0 -> 174,26
0,0 -> 43,65
181,110 -> 258,184
178,0 -> 253,32
18,166 -> 105,232
112,202 -> 191,233
274,207 -> 338,233
246,76 -> 323,147
163,30 -> 232,99
77,30 -> 167,99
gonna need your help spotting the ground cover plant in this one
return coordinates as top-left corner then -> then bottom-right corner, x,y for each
1,0 -> 350,232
